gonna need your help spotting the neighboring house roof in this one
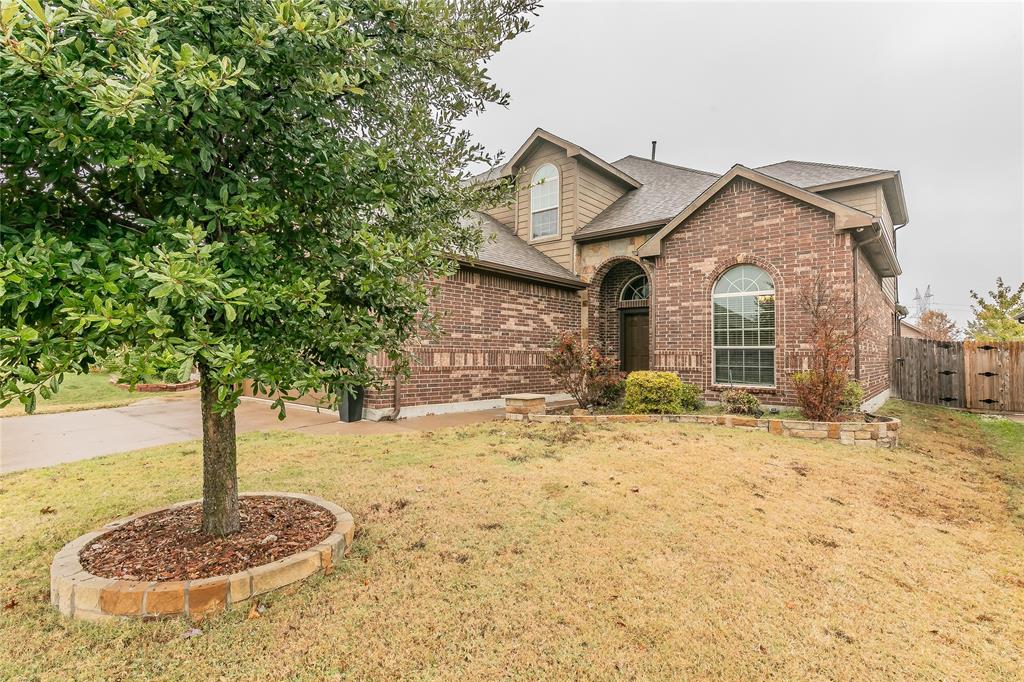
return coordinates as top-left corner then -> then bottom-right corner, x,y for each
456,212 -> 584,288
574,156 -> 719,241
900,319 -> 928,338
468,128 -> 643,190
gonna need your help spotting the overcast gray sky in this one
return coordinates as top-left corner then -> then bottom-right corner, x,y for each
462,1 -> 1023,326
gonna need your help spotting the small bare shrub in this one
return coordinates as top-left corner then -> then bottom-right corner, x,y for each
545,332 -> 620,408
791,276 -> 867,421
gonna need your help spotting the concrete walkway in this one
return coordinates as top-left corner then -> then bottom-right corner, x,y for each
0,397 -> 503,475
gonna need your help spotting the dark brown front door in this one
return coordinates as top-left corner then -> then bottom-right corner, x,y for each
620,309 -> 650,373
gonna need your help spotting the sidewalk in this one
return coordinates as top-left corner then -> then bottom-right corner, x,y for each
0,397 -> 503,474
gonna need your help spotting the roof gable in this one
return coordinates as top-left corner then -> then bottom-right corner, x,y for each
636,165 -> 877,257
501,128 -> 642,190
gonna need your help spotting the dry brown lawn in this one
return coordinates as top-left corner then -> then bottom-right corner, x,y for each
0,400 -> 1021,680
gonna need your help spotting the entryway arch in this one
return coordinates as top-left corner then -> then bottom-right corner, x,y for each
588,257 -> 653,372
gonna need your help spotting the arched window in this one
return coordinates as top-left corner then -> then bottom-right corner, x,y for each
712,264 -> 775,386
620,274 -> 650,302
530,163 -> 559,239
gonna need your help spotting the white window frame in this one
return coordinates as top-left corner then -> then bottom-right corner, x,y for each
530,163 -> 560,241
712,266 -> 776,388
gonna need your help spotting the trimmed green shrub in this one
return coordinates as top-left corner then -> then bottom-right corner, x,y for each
721,388 -> 763,416
624,371 -> 685,414
678,381 -> 704,411
841,380 -> 864,413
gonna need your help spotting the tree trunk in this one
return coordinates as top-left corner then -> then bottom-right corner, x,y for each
199,363 -> 240,536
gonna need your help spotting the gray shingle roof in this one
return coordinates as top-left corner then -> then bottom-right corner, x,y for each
459,212 -> 581,286
575,156 -> 719,238
754,160 -> 893,188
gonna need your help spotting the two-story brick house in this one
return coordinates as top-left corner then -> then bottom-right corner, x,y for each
357,128 -> 907,418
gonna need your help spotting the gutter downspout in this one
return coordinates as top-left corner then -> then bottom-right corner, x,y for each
893,220 -> 909,337
384,375 -> 402,421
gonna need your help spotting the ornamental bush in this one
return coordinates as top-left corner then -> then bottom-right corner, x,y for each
678,381 -> 704,411
721,388 -> 763,416
624,371 -> 695,414
545,333 -> 620,409
841,380 -> 864,413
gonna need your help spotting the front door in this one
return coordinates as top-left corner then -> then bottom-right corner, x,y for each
620,309 -> 650,373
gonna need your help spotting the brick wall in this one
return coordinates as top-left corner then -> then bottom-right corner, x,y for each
365,267 -> 582,410
651,177 -> 860,406
590,260 -> 645,364
854,246 -> 895,400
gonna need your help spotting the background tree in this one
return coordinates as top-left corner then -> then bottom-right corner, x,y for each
0,0 -> 536,535
967,278 -> 1024,342
916,309 -> 960,342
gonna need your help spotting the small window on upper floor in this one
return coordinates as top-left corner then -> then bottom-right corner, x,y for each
530,163 -> 559,240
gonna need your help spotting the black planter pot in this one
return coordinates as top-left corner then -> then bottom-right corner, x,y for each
339,386 -> 365,422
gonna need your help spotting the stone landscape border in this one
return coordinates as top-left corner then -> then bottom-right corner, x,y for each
50,492 -> 354,622
503,394 -> 899,448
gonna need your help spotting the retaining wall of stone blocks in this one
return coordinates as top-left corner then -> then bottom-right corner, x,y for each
504,400 -> 899,448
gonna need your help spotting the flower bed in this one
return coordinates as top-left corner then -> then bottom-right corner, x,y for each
503,396 -> 899,448
50,492 -> 354,621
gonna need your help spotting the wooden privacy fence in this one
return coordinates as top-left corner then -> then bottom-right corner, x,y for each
890,337 -> 1024,413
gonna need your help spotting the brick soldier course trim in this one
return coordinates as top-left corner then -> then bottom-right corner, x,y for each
50,492 -> 354,622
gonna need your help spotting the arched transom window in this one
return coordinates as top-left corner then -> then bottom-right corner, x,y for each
620,275 -> 650,302
530,163 -> 559,239
712,264 -> 775,386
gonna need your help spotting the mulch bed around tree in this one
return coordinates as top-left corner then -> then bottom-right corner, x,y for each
80,496 -> 336,581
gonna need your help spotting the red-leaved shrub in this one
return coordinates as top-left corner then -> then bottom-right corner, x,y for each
545,332 -> 621,408
792,276 -> 867,422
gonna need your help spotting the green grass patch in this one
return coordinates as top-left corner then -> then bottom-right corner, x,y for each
0,372 -> 192,418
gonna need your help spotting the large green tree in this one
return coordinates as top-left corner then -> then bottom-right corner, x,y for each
0,0 -> 533,534
967,278 -> 1024,342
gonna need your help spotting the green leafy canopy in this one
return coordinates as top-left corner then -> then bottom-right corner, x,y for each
967,277 -> 1024,342
1,0 -> 535,416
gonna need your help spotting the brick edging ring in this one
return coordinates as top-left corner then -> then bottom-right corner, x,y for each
50,492 -> 354,622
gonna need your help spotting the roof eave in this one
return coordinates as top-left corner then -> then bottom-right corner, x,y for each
455,257 -> 586,290
573,219 -> 668,243
807,171 -> 910,226
853,221 -> 903,278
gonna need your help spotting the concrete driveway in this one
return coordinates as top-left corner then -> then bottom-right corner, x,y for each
0,397 -> 502,474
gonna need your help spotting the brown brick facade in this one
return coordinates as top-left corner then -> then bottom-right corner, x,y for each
854,246 -> 896,399
645,177 -> 887,406
365,268 -> 582,410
